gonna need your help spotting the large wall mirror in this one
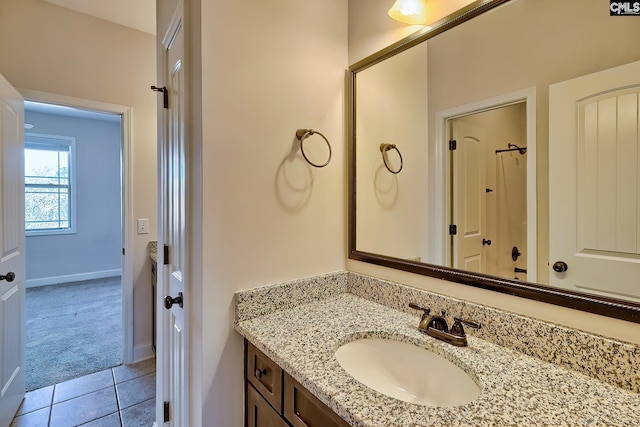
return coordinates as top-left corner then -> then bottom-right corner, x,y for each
348,0 -> 640,322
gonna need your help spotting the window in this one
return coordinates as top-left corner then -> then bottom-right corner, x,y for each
24,134 -> 76,235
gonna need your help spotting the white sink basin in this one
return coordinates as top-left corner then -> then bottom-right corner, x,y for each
335,338 -> 480,407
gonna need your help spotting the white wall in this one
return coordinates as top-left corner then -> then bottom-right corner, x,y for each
348,0 -> 640,345
0,0 -> 157,358
195,1 -> 348,425
25,111 -> 122,285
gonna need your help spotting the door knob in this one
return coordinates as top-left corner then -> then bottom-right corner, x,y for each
482,239 -> 492,246
552,261 -> 568,273
0,272 -> 15,282
164,292 -> 183,309
512,246 -> 521,261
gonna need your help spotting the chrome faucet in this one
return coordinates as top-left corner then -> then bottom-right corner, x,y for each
409,303 -> 481,347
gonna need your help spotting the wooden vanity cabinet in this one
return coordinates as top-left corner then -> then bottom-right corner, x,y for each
247,340 -> 283,411
283,373 -> 350,427
247,384 -> 289,427
245,340 -> 350,427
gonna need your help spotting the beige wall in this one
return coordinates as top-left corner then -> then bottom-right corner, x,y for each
356,42 -> 429,262
348,0 -> 640,345
0,0 -> 157,358
195,0 -> 347,425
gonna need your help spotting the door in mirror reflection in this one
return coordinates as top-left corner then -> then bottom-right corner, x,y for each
449,103 -> 527,280
550,60 -> 640,303
451,120 -> 486,274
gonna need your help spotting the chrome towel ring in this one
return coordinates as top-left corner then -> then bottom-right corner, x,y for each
380,143 -> 403,174
296,129 -> 332,168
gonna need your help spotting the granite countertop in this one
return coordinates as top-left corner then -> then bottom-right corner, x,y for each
235,292 -> 640,427
148,241 -> 157,263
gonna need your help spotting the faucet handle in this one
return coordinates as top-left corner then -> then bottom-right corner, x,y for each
408,302 -> 430,314
409,303 -> 432,332
457,317 -> 481,329
450,317 -> 482,337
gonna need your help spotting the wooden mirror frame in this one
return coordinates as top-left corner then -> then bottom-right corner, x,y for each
347,0 -> 640,324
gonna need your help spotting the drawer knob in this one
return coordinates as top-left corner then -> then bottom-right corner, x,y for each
255,368 -> 267,379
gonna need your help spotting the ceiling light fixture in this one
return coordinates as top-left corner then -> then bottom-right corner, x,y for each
388,0 -> 427,25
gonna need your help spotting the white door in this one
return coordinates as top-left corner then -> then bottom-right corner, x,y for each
451,120 -> 488,273
549,60 -> 640,302
158,8 -> 188,427
0,74 -> 25,427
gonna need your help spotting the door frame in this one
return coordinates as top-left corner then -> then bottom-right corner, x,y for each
18,88 -> 135,364
433,87 -> 537,282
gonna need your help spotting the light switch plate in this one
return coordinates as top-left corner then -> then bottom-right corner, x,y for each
137,218 -> 150,234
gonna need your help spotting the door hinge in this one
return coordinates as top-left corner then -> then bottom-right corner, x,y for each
449,139 -> 457,150
163,244 -> 170,265
151,85 -> 169,109
449,224 -> 457,235
164,401 -> 170,422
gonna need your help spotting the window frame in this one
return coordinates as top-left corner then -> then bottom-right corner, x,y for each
24,133 -> 77,236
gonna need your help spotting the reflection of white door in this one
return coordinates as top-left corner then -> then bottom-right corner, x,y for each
452,121 -> 487,273
0,73 -> 25,427
549,60 -> 640,302
159,9 -> 188,427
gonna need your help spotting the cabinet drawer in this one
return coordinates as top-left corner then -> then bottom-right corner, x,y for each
247,342 -> 283,413
246,383 -> 289,427
284,373 -> 350,427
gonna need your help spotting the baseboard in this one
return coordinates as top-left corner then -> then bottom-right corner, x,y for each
26,269 -> 122,288
133,342 -> 155,364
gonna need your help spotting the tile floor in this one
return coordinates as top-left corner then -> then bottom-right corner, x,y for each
11,358 -> 156,427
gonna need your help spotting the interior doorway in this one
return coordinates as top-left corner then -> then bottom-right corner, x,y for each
449,103 -> 528,280
22,98 -> 131,391
433,87 -> 537,282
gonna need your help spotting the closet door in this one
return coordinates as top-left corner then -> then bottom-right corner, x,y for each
549,60 -> 640,301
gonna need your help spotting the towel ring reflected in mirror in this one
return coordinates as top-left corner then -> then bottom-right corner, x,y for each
380,143 -> 403,174
296,128 -> 332,168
